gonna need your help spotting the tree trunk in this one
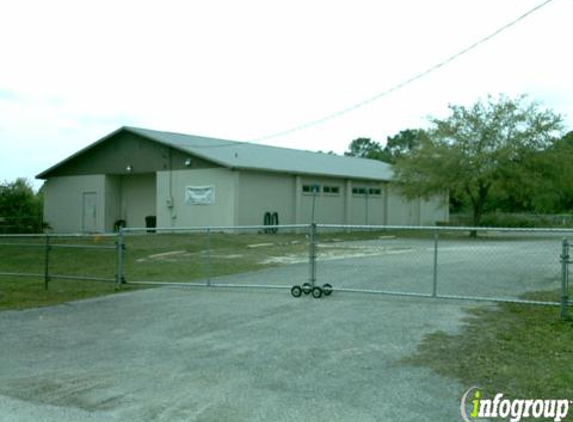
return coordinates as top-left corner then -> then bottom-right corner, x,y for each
470,207 -> 482,238
469,184 -> 489,238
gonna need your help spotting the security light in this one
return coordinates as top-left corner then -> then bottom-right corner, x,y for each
126,165 -> 133,172
184,158 -> 192,167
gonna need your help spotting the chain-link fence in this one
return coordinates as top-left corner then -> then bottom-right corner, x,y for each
0,233 -> 119,289
314,225 -> 569,309
0,215 -> 45,234
1,224 -> 571,318
120,225 -> 309,291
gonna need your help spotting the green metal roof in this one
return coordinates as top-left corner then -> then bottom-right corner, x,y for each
38,126 -> 394,181
127,127 -> 393,181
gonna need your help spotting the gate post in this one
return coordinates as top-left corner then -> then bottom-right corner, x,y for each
560,238 -> 569,320
116,228 -> 125,289
44,235 -> 51,290
432,229 -> 439,298
205,228 -> 212,286
309,223 -> 317,288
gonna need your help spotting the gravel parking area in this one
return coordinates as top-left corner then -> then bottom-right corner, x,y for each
1,282 -> 470,421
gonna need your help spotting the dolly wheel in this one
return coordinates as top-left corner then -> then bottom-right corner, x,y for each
312,286 -> 323,299
322,283 -> 333,296
302,282 -> 312,295
291,285 -> 302,298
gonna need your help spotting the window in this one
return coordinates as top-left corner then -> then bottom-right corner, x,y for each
352,187 -> 382,196
302,184 -> 321,194
323,186 -> 340,195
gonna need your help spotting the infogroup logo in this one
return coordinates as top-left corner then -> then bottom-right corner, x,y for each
460,387 -> 571,422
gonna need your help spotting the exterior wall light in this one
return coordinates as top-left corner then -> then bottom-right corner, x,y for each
126,165 -> 133,172
184,158 -> 192,167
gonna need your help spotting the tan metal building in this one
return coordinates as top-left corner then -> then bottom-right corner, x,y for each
36,127 -> 448,232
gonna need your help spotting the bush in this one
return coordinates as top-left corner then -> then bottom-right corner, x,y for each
0,179 -> 44,233
451,212 -> 573,228
479,213 -> 539,228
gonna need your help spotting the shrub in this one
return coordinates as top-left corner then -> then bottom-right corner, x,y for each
451,212 -> 573,228
0,179 -> 44,233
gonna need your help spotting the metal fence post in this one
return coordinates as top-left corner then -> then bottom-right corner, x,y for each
364,190 -> 369,225
116,228 -> 125,289
309,223 -> 317,288
205,228 -> 211,286
560,238 -> 569,320
432,229 -> 439,298
44,235 -> 51,290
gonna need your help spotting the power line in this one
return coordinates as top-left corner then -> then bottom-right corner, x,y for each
251,0 -> 556,143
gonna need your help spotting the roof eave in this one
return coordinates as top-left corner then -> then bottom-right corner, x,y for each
36,126 -> 128,179
230,165 -> 393,182
35,126 -> 236,180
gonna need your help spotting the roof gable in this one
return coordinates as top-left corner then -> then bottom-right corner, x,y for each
37,126 -> 394,181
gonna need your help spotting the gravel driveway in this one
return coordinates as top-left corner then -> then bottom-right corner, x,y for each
0,285 -> 471,421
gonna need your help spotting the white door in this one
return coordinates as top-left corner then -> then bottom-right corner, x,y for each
82,192 -> 97,232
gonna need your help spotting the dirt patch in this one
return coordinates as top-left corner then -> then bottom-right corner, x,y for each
137,250 -> 245,263
262,244 -> 413,265
148,250 -> 186,259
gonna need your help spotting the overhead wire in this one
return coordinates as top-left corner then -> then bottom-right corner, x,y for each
250,0 -> 556,143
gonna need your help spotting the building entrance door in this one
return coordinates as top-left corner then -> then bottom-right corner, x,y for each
82,192 -> 97,232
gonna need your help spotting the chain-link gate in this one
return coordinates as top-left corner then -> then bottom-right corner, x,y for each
1,224 -> 571,319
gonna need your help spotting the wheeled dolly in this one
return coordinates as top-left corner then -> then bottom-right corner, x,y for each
291,283 -> 333,299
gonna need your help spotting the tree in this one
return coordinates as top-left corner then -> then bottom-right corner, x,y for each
0,179 -> 44,233
537,131 -> 573,212
345,131 -> 427,164
381,129 -> 427,163
393,95 -> 564,228
344,138 -> 385,160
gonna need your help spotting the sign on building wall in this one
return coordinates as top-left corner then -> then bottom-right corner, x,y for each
185,186 -> 215,205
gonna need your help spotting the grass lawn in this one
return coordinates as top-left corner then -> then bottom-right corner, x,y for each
0,229 -> 386,310
405,290 -> 573,418
0,278 -> 142,310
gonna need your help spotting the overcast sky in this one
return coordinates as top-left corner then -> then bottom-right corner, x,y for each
1,0 -> 571,189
